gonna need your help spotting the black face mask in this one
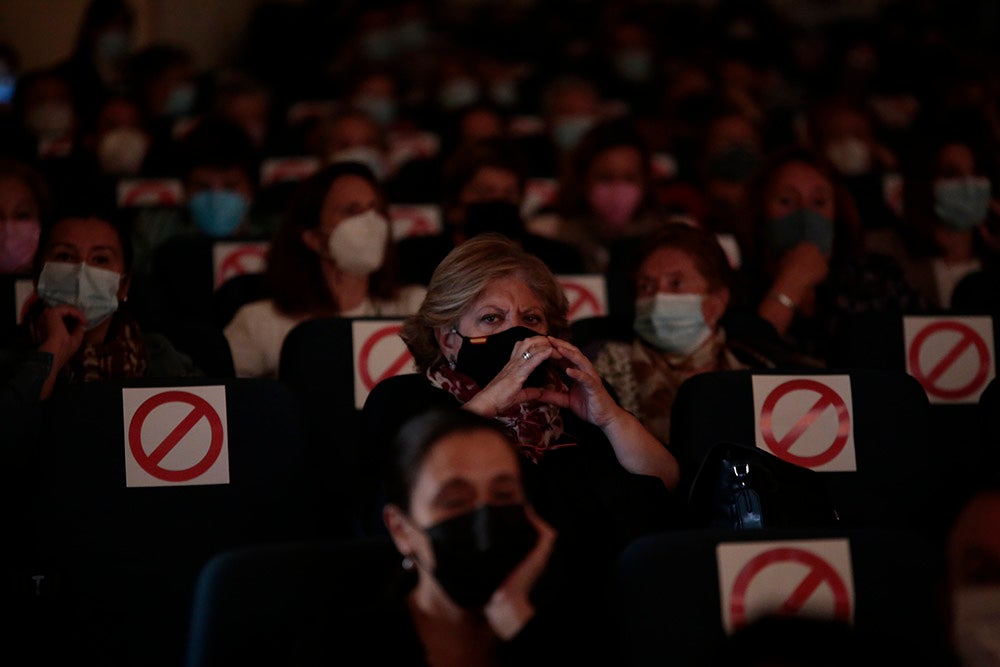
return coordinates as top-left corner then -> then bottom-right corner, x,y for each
463,200 -> 527,242
454,325 -> 548,388
425,503 -> 538,609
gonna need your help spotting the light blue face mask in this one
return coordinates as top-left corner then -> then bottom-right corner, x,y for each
36,261 -> 121,330
934,176 -> 992,231
438,78 -> 480,110
188,190 -> 249,238
764,208 -> 834,257
96,29 -> 131,62
633,293 -> 712,355
354,95 -> 396,127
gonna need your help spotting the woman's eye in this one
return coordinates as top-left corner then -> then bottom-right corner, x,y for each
481,313 -> 500,324
53,251 -> 74,262
524,314 -> 542,324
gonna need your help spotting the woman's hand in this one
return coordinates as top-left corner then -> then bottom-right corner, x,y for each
35,304 -> 86,400
464,335 -> 557,417
534,337 -> 622,427
483,506 -> 556,640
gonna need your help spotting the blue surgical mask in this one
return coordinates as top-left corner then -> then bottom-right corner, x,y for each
552,114 -> 596,152
633,293 -> 712,355
36,261 -> 121,330
764,208 -> 834,257
188,190 -> 249,238
934,176 -> 992,231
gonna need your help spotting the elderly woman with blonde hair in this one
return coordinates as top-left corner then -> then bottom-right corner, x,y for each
362,232 -> 680,570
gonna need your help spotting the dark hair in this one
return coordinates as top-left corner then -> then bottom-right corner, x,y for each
630,222 -> 735,294
174,116 -> 259,183
556,116 -> 656,221
745,144 -> 863,270
384,407 -> 518,512
266,161 -> 399,315
441,137 -> 526,211
0,157 -> 54,227
34,211 -> 134,277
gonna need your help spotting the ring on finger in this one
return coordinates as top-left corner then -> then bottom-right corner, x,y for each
522,350 -> 532,361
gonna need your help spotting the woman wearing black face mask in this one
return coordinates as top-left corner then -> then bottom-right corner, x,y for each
380,408 -> 569,666
362,233 -> 680,587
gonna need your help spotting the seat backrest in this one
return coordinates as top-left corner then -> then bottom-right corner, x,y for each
669,368 -> 937,535
278,316 -> 414,532
185,537 -> 402,667
611,527 -> 950,667
22,377 -> 330,667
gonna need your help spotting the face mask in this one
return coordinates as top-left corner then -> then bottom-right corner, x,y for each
825,137 -> 872,177
951,585 -> 1000,667
328,146 -> 387,182
26,101 -> 74,139
354,94 -> 396,127
552,114 -> 596,152
97,126 -> 149,175
588,181 -> 643,230
96,29 -> 131,63
463,200 -> 526,240
438,78 -> 481,111
764,208 -> 834,257
164,83 -> 196,117
454,325 -> 548,388
425,504 -> 538,609
633,293 -> 712,355
934,176 -> 992,231
188,190 -> 249,238
706,143 -> 760,182
614,49 -> 653,83
0,219 -> 41,273
327,209 -> 389,276
36,261 -> 121,330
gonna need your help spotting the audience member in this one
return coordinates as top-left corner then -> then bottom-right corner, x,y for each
589,222 -> 781,448
364,233 -> 680,574
396,137 -> 585,285
747,145 -> 924,364
0,157 -> 51,276
224,161 -> 425,378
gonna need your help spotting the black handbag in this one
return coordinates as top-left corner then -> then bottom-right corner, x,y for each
686,442 -> 841,530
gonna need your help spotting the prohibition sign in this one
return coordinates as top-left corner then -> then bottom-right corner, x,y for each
561,281 -> 603,319
908,320 -> 990,400
357,324 -> 413,390
729,547 -> 852,630
217,245 -> 267,284
760,379 -> 850,467
128,390 -> 224,483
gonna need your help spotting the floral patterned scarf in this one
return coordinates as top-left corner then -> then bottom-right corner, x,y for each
29,309 -> 149,384
426,361 -> 570,463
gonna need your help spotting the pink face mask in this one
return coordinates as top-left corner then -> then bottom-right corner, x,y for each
588,181 -> 643,231
0,219 -> 41,273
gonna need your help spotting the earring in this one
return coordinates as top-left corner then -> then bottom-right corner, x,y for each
447,355 -> 456,370
402,554 -> 415,571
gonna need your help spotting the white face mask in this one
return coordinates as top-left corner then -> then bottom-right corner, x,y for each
36,261 -> 122,330
952,585 -> 1000,667
326,209 -> 389,276
97,126 -> 149,175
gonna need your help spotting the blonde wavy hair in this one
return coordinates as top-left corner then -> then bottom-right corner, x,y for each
401,233 -> 570,373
